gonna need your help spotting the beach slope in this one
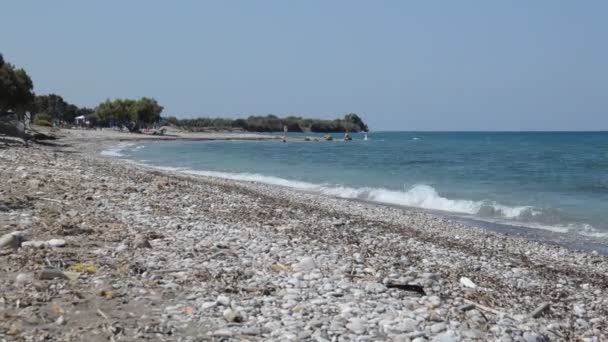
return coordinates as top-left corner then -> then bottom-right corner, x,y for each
0,134 -> 606,340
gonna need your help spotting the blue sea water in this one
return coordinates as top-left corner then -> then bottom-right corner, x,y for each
113,132 -> 608,238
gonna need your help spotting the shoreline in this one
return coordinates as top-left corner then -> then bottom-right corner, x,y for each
104,137 -> 608,255
1,130 -> 607,340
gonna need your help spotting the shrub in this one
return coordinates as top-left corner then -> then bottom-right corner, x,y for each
34,113 -> 53,126
34,119 -> 52,127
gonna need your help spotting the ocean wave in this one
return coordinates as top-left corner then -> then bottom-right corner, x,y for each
180,170 -> 534,219
126,162 -> 607,238
100,143 -> 136,157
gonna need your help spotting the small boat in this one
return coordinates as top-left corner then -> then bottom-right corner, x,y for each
363,133 -> 368,141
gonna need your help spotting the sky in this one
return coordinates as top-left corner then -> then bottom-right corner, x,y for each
2,1 -> 607,131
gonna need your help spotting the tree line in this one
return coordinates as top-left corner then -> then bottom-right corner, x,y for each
164,113 -> 369,133
2,52 -> 368,138
1,53 -> 164,132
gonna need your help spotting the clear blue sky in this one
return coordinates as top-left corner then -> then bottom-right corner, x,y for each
2,1 -> 607,130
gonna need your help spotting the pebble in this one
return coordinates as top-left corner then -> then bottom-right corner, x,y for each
431,322 -> 447,334
47,239 -> 66,248
0,231 -> 26,249
216,295 -> 231,306
201,301 -> 217,310
39,268 -> 68,280
223,308 -> 243,322
346,318 -> 366,334
132,234 -> 151,249
210,329 -> 233,337
459,277 -> 477,288
22,240 -> 47,249
14,273 -> 34,286
293,256 -> 316,272
115,243 -> 128,253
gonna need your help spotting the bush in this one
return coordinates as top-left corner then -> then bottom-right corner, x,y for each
34,119 -> 52,127
34,113 -> 53,127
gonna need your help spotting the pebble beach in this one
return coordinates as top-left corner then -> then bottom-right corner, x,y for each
1,131 -> 607,341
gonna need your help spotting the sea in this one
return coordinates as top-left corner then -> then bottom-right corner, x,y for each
105,131 -> 608,249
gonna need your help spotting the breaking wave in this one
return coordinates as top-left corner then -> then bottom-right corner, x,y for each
181,170 -> 543,220
110,150 -> 606,238
100,143 -> 135,157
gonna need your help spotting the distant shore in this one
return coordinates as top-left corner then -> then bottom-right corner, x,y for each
0,129 -> 606,340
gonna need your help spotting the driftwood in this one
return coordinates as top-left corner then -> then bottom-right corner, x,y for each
385,283 -> 426,296
463,299 -> 507,316
529,302 -> 551,318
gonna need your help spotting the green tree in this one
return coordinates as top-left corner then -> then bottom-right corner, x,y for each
0,53 -> 35,144
131,97 -> 163,127
95,98 -> 132,127
33,94 -> 67,122
0,56 -> 34,116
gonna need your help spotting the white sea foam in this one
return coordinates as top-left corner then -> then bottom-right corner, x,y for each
182,170 -> 320,190
176,170 -> 531,219
100,150 -> 123,157
123,162 -> 608,238
101,143 -> 135,157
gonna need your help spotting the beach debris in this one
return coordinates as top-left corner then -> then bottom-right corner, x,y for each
459,277 -> 477,289
63,271 -> 81,281
70,263 -> 97,274
458,303 -> 476,312
463,299 -> 506,317
385,283 -> 426,296
271,262 -> 291,273
529,302 -> 551,318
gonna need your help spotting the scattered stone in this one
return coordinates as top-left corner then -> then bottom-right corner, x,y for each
22,240 -> 47,248
201,301 -> 217,310
0,231 -> 26,249
115,243 -> 128,253
14,273 -> 34,286
222,308 -> 243,323
39,268 -> 68,280
216,295 -> 231,306
430,322 -> 447,334
47,238 -> 66,248
346,318 -> 366,334
210,329 -> 233,337
293,256 -> 316,272
459,277 -> 477,288
132,234 -> 152,249
56,316 -> 66,325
